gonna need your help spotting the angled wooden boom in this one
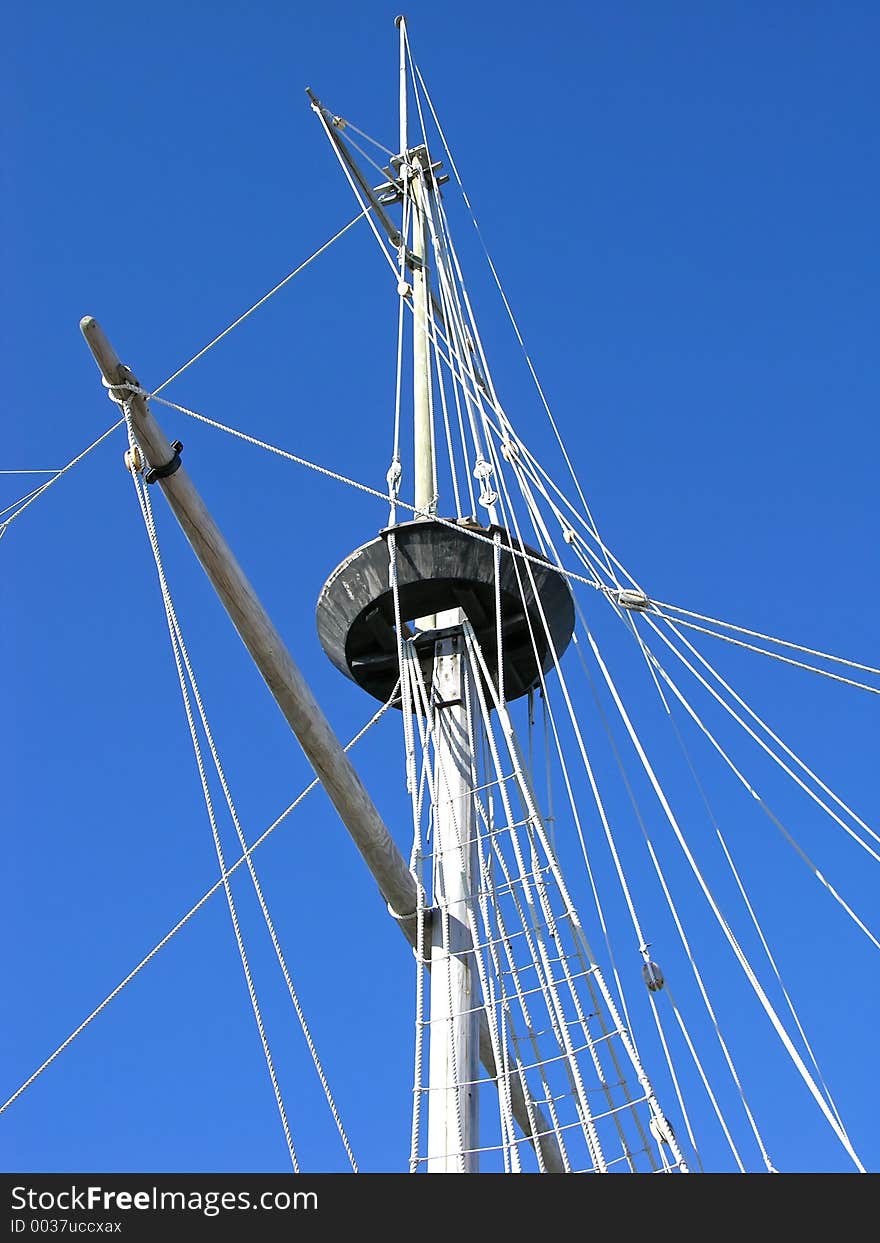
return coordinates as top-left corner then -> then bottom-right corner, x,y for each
80,315 -> 565,1172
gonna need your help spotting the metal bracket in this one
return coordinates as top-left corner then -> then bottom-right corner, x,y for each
144,440 -> 183,485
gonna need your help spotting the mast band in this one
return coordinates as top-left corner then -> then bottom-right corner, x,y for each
145,441 -> 183,484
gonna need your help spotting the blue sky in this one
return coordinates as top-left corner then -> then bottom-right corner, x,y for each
3,2 -> 878,1173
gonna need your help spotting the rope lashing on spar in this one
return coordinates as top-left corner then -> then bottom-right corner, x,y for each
103,377 -> 184,484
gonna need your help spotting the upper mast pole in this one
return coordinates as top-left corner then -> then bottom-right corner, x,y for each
395,18 -> 480,1172
397,14 -> 408,168
397,14 -> 436,523
411,173 -> 434,519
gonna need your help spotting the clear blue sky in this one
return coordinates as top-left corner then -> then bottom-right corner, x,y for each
3,2 -> 878,1173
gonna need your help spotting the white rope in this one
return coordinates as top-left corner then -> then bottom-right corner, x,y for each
661,701 -> 848,1132
645,614 -> 880,863
480,387 -> 877,732
339,128 -> 396,183
386,535 -> 429,1173
0,484 -> 47,520
427,233 -> 480,512
474,365 -> 860,1163
647,994 -> 704,1172
652,599 -> 880,679
467,699 -> 572,1171
562,618 -> 755,1168
453,658 -> 601,1168
405,661 -> 470,1168
485,416 -> 623,572
310,104 -> 401,282
465,625 -> 671,1172
461,677 -> 533,1170
150,213 -> 369,398
467,499 -> 674,1173
664,981 -> 743,1170
454,681 -> 584,1163
334,116 -> 396,158
0,694 -> 394,1119
411,647 -> 542,1170
419,656 -> 526,1169
504,451 -> 880,884
130,460 -> 299,1171
408,55 -> 619,581
469,444 -> 667,1167
652,611 -> 880,696
638,822 -> 767,1171
584,623 -> 867,1172
515,450 -> 880,957
137,469 -> 359,1169
423,194 -> 498,511
422,191 -> 469,519
574,623 -> 782,1167
146,391 -> 608,596
642,643 -> 880,952
483,446 -> 647,1032
409,652 -> 567,1170
0,418 -> 124,536
553,529 -> 811,1167
713,824 -> 846,1131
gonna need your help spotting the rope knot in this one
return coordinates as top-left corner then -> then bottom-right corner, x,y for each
102,377 -> 150,408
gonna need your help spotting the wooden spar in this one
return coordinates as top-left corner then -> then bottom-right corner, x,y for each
305,88 -> 403,249
79,315 -> 565,1172
80,315 -> 417,930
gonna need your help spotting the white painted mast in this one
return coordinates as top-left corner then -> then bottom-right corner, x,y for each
426,633 -> 480,1171
397,14 -> 481,1172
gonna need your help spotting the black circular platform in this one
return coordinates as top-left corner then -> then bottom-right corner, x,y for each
316,518 -> 575,706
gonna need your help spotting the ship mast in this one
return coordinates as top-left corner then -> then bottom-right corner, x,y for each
397,14 -> 480,1172
56,15 -> 870,1177
80,19 -> 577,1174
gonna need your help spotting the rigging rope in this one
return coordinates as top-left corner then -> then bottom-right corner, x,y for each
651,599 -> 880,679
151,213 -> 369,398
0,418 -> 123,537
643,645 -> 880,952
651,611 -> 880,696
310,104 -> 401,282
645,615 -> 880,863
407,650 -> 532,1170
135,461 -> 359,1168
408,50 -> 617,583
466,624 -> 686,1171
584,625 -> 867,1171
0,686 -> 397,1121
473,462 -> 683,1169
129,455 -> 300,1170
476,398 -> 861,1166
142,389 -> 607,592
564,617 -> 751,1168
